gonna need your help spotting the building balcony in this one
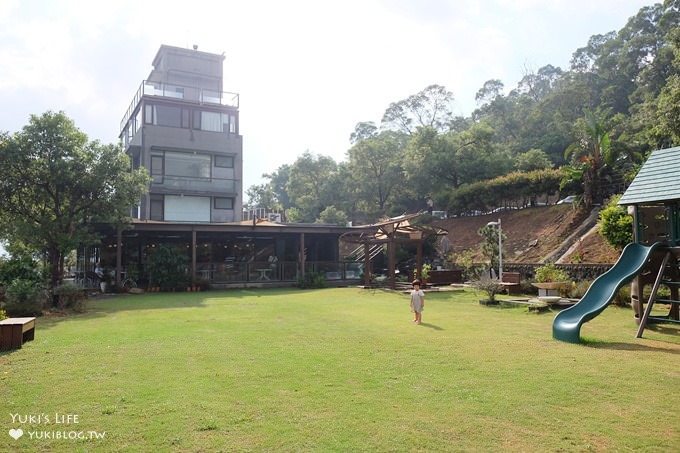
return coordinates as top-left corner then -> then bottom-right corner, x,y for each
120,80 -> 239,134
151,174 -> 237,194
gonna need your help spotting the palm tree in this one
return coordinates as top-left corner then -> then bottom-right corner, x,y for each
564,108 -> 614,209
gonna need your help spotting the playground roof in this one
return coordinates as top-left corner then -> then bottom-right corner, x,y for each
618,146 -> 680,205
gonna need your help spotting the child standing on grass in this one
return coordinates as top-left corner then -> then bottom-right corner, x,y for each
410,280 -> 425,324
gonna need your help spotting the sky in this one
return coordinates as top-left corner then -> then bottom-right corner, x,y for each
0,0 -> 657,199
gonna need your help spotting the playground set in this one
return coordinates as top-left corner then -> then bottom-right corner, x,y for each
553,147 -> 680,343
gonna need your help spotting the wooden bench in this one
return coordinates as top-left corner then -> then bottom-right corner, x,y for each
501,272 -> 522,296
0,317 -> 36,351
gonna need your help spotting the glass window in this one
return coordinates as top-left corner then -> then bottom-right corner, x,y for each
201,111 -> 222,132
150,195 -> 164,220
165,151 -> 210,178
229,114 -> 237,134
214,155 -> 234,168
214,197 -> 234,210
155,105 -> 182,127
150,155 -> 164,182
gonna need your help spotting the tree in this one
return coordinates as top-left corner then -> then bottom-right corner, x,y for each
381,84 -> 456,134
245,183 -> 281,213
316,206 -> 349,226
564,108 -> 614,209
263,165 -> 292,212
349,121 -> 378,144
285,151 -> 338,223
478,224 -> 505,274
515,149 -> 553,172
347,130 -> 407,216
0,111 -> 150,296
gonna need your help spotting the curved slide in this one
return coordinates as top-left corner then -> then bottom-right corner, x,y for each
553,242 -> 664,344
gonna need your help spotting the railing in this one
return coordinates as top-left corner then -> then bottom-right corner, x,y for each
152,174 -> 237,193
120,80 -> 239,134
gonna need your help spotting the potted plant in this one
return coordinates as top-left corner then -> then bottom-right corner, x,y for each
471,276 -> 504,305
532,262 -> 571,300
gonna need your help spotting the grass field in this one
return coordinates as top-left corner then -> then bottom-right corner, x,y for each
1,287 -> 679,452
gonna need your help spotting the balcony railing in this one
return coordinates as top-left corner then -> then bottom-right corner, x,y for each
152,174 -> 237,193
120,80 -> 239,134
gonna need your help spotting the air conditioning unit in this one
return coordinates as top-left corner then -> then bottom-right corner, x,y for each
268,213 -> 282,223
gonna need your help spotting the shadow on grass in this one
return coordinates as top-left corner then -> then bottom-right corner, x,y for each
582,338 -> 680,354
418,322 -> 444,331
31,287 -> 317,333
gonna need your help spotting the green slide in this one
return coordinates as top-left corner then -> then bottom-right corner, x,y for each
553,242 -> 664,344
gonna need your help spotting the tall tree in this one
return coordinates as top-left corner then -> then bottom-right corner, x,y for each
347,130 -> 407,216
381,84 -> 456,134
285,151 -> 338,223
0,111 -> 150,294
564,108 -> 614,209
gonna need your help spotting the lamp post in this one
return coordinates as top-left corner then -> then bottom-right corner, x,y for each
486,218 -> 502,281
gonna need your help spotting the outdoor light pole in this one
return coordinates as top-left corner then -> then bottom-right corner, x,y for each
487,219 -> 502,281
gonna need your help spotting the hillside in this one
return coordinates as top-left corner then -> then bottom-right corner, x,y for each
433,205 -> 621,265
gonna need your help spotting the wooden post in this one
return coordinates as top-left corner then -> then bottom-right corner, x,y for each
364,242 -> 371,287
191,229 -> 197,286
115,227 -> 123,288
416,240 -> 423,281
300,232 -> 306,279
388,235 -> 396,289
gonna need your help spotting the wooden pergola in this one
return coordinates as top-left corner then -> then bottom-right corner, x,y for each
341,213 -> 448,288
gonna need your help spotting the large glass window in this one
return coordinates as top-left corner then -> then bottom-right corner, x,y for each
165,152 -> 211,178
145,104 -> 189,128
193,110 -> 236,133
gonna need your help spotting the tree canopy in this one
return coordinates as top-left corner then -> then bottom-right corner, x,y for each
246,1 -> 679,224
0,111 -> 150,293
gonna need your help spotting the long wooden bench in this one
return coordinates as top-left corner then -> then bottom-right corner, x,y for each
0,317 -> 36,351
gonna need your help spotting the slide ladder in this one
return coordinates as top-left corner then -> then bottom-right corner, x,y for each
553,242 -> 664,343
636,250 -> 680,338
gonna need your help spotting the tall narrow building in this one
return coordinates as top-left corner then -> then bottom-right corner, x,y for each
119,44 -> 242,222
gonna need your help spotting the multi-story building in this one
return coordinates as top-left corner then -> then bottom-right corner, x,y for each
119,44 -> 242,222
88,44 -> 435,290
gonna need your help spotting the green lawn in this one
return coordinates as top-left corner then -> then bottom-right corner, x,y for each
1,288 -> 678,452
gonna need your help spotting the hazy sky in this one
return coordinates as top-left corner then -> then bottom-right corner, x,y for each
0,0 -> 655,197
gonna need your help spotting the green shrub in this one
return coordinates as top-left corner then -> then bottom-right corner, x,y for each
296,272 -> 326,289
613,285 -> 631,307
53,282 -> 88,312
0,255 -> 42,286
470,277 -> 504,302
598,195 -> 633,249
520,279 -> 538,295
567,280 -> 592,299
0,309 -> 7,320
3,278 -> 45,316
534,263 -> 570,283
